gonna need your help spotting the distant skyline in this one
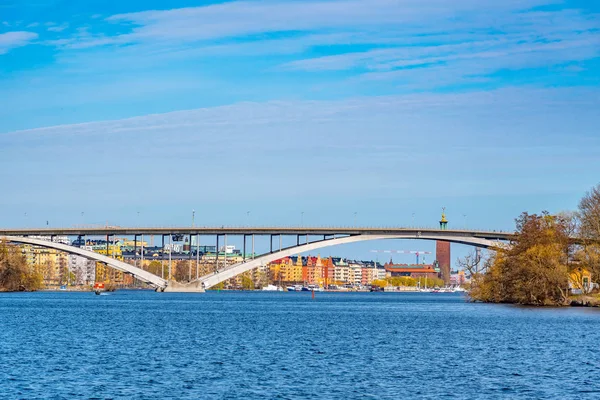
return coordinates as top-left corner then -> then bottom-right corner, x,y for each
1,0 -> 599,261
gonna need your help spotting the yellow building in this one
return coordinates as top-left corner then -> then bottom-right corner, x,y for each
93,244 -> 123,260
121,239 -> 148,248
280,257 -> 303,283
20,245 -> 69,286
569,267 -> 593,292
90,244 -> 130,285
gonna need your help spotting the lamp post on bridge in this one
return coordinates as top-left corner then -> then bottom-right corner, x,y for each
301,211 -> 304,227
354,212 -> 357,228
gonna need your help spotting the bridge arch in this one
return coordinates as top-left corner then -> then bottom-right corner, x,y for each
199,233 -> 505,289
1,235 -> 167,289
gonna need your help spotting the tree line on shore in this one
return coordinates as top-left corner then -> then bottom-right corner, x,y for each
372,276 -> 445,289
468,183 -> 600,306
0,241 -> 43,292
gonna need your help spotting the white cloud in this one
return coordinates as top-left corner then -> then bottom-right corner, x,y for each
51,0 -> 562,49
2,87 -> 598,203
0,31 -> 38,54
41,0 -> 599,91
47,23 -> 68,32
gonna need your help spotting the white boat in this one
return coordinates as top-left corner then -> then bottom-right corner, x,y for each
262,284 -> 283,291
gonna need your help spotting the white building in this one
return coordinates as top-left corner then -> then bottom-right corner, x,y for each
220,245 -> 236,254
29,235 -> 71,245
68,254 -> 96,285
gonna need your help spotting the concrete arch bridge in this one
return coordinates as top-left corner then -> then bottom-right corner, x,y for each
1,227 -> 513,292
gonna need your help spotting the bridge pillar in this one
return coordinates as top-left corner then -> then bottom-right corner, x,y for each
162,280 -> 205,293
195,234 -> 200,280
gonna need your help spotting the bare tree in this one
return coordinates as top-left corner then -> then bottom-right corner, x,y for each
579,184 -> 600,240
578,184 -> 600,281
457,249 -> 489,277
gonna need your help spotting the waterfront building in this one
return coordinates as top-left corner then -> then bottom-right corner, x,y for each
20,245 -> 69,286
569,267 -> 594,292
334,263 -> 352,285
347,261 -> 365,286
68,255 -> 96,285
285,256 -> 304,283
384,261 -> 439,279
321,257 -> 335,287
302,255 -> 323,285
450,270 -> 467,286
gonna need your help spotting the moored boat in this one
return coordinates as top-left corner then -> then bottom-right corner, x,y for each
262,284 -> 283,291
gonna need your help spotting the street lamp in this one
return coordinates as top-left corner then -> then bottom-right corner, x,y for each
192,209 -> 195,228
463,214 -> 467,229
353,212 -> 357,227
301,211 -> 304,226
246,211 -> 250,226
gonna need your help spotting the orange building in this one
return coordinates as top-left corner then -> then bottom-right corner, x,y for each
321,257 -> 335,287
384,261 -> 439,279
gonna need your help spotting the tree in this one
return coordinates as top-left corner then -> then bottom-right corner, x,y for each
579,184 -> 600,240
147,260 -> 162,277
470,212 -> 572,306
388,276 -> 417,287
416,276 -> 444,288
578,184 -> 600,281
371,279 -> 387,288
241,275 -> 255,290
0,241 -> 43,291
456,250 -> 481,277
173,260 -> 190,282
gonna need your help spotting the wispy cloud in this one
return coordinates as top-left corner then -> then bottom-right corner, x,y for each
52,0 -> 564,49
0,31 -> 37,54
47,23 -> 68,32
2,87 -> 598,207
36,0 -> 599,92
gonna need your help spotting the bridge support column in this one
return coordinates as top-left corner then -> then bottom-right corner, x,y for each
215,235 -> 220,272
168,234 -> 172,281
188,234 -> 192,282
224,234 -> 228,269
161,235 -> 165,279
134,235 -> 138,268
141,234 -> 144,270
196,234 -> 200,280
243,235 -> 247,262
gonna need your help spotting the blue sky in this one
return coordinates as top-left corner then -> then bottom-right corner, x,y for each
1,0 -> 599,262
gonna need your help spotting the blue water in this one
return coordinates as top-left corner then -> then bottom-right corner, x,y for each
1,291 -> 599,399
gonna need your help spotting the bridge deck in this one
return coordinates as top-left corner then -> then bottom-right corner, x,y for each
0,227 -> 515,240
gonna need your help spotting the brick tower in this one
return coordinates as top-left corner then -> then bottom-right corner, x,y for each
436,208 -> 451,284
